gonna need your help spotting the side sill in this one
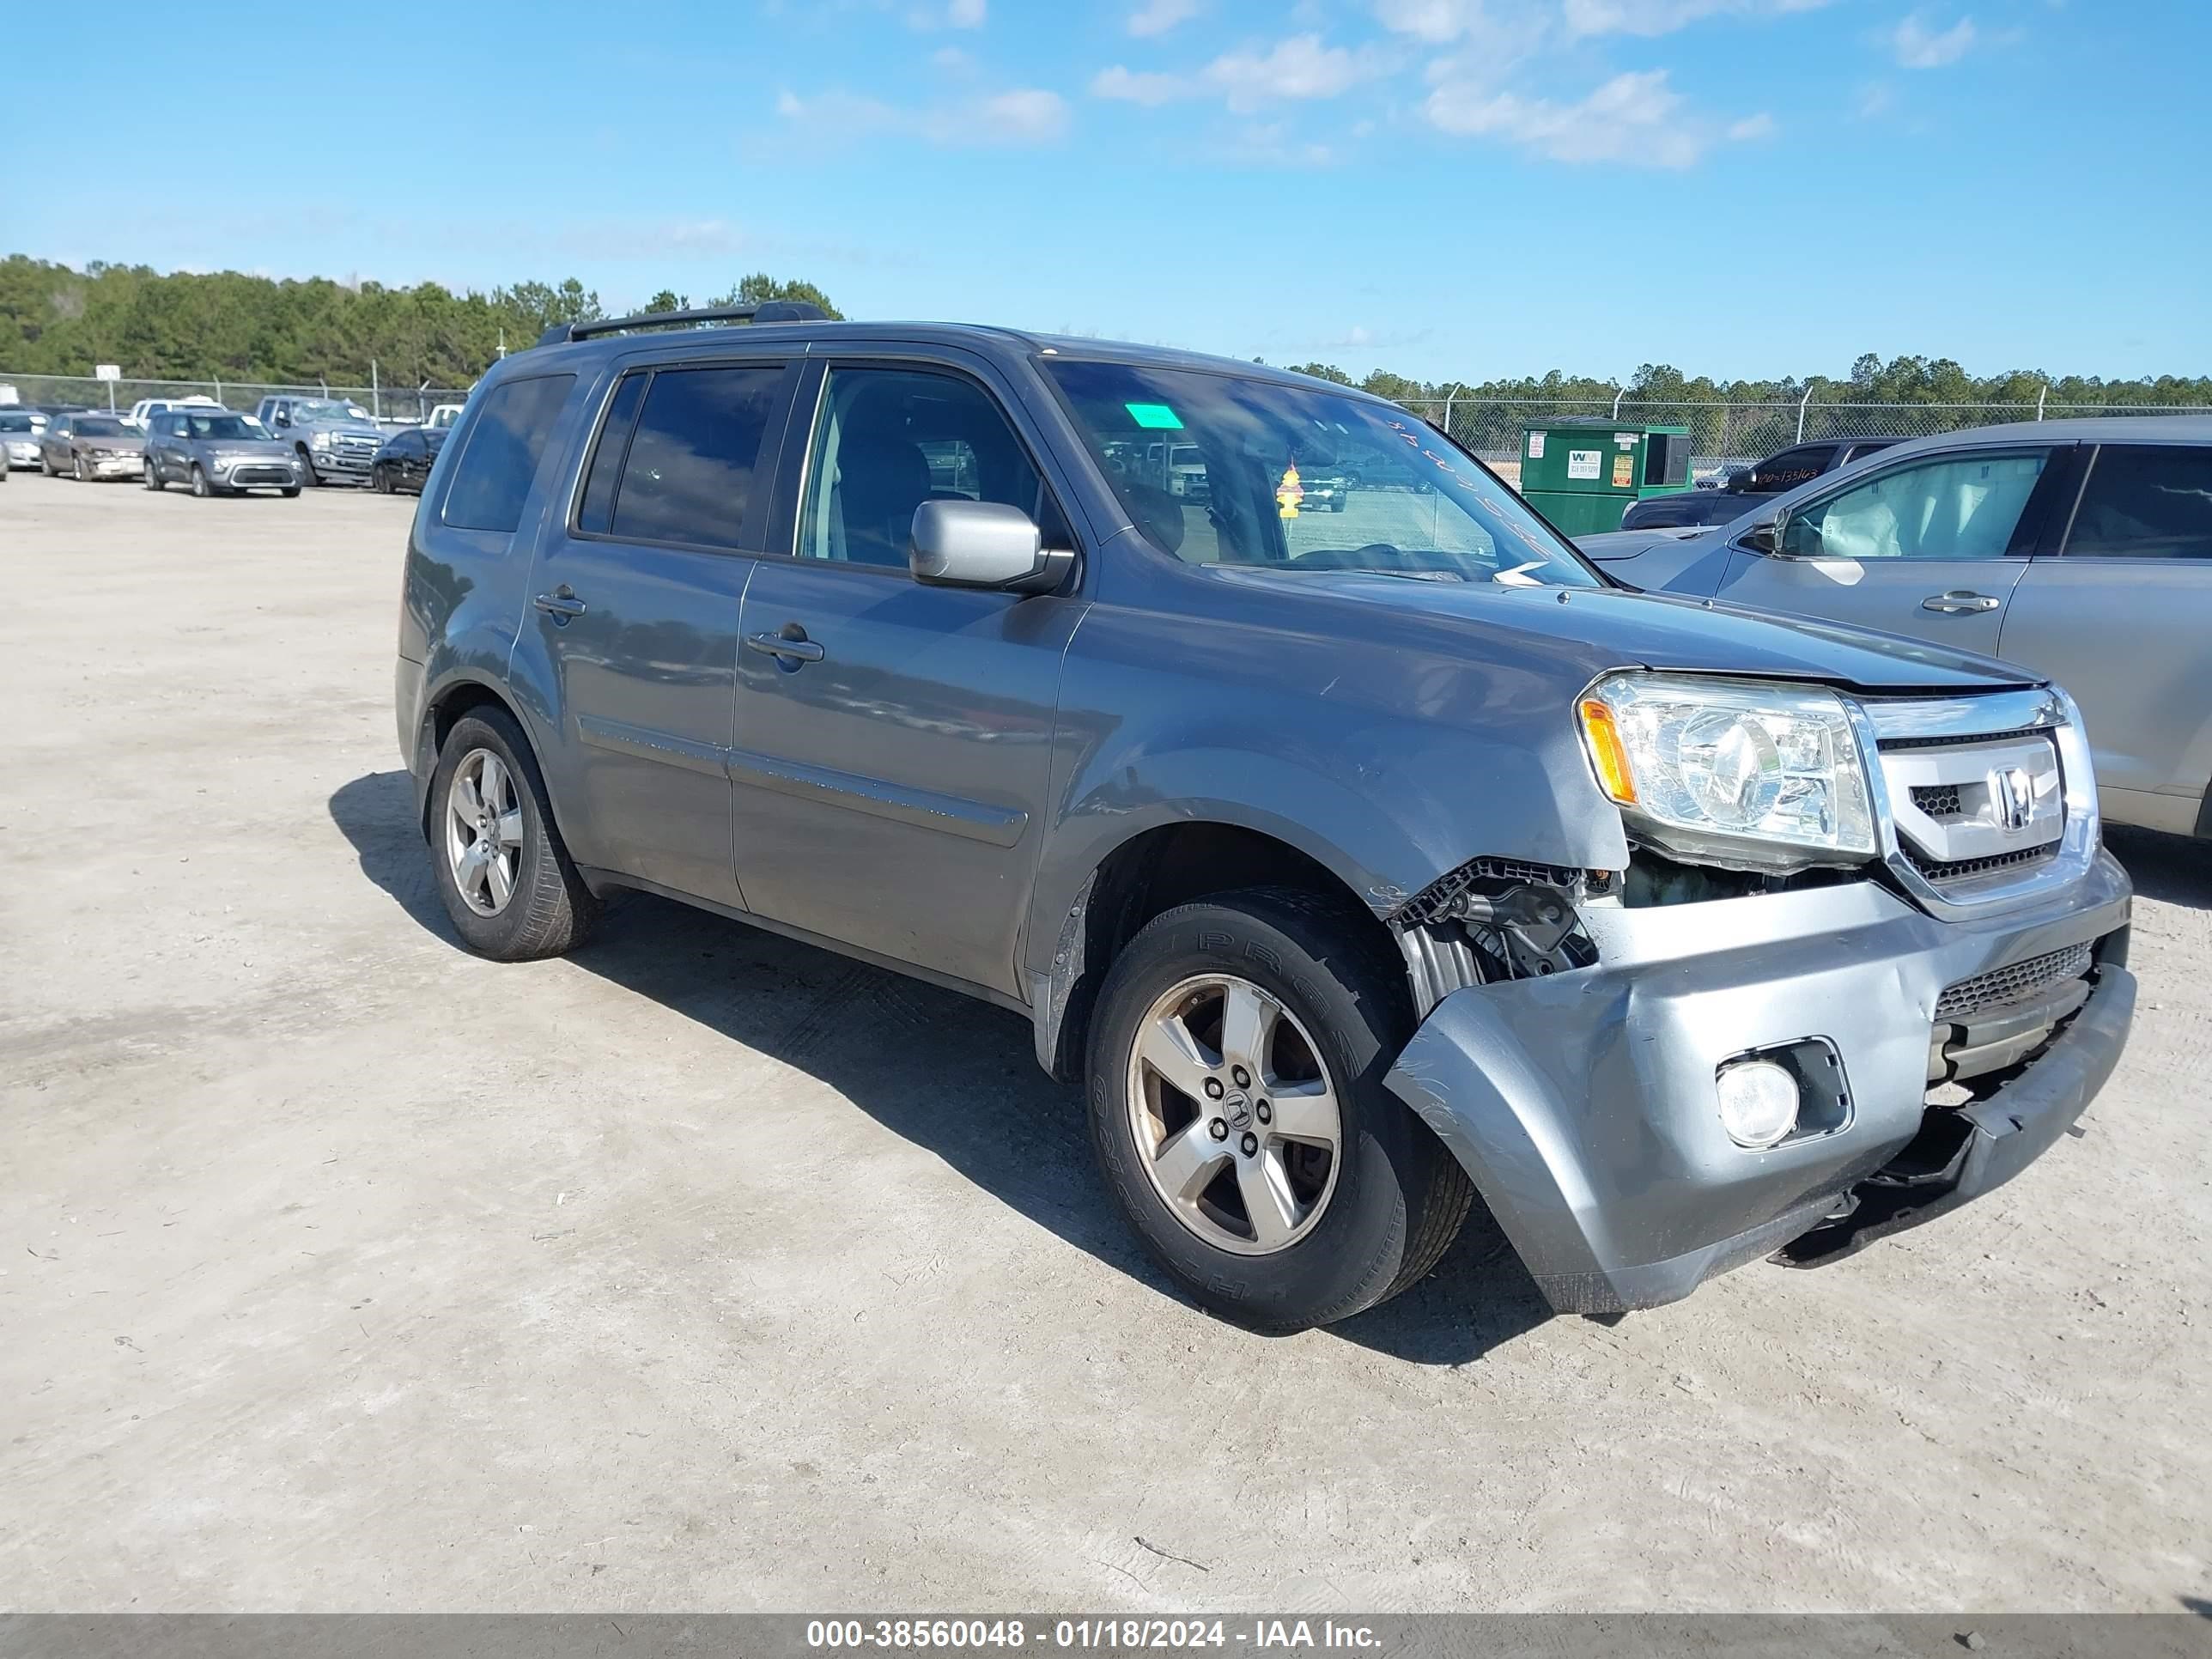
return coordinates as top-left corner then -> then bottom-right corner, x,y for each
574,866 -> 1036,1021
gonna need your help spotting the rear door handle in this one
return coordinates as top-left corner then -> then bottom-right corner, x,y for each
1921,590 -> 2002,614
745,629 -> 825,664
534,591 -> 587,620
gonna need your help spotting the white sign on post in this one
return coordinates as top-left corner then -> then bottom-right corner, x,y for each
94,364 -> 122,381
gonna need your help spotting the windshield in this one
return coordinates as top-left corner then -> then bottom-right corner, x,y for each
76,417 -> 126,437
1046,361 -> 1600,587
0,412 -> 31,432
292,400 -> 370,422
185,414 -> 263,441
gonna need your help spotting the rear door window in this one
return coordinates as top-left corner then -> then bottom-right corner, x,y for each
442,374 -> 575,533
598,365 -> 786,550
2063,446 -> 2212,561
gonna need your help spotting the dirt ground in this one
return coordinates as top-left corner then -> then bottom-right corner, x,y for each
3,474 -> 2207,1613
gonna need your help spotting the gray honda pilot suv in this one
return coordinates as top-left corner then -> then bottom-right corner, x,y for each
394,304 -> 2135,1333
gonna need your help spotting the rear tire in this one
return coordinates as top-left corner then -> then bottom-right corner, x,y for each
428,708 -> 599,961
1085,886 -> 1472,1333
280,486 -> 301,499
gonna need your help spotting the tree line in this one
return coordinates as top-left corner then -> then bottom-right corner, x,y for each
3,254 -> 2204,410
1287,355 -> 2212,410
0,257 -> 841,390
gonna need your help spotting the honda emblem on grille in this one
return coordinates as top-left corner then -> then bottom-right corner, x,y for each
1990,766 -> 2037,833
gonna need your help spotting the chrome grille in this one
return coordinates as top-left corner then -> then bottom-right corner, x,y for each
1904,842 -> 2060,883
1936,943 -> 2094,1020
1911,783 -> 1963,818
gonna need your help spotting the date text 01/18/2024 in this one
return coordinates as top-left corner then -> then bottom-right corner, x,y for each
805,1620 -> 1383,1650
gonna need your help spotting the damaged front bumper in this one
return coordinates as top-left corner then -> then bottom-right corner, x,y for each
1384,850 -> 2133,1315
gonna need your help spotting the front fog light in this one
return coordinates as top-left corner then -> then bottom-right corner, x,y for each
1716,1058 -> 1799,1149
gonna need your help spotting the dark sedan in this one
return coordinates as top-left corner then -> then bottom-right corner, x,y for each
370,426 -> 446,495
1619,435 -> 1903,530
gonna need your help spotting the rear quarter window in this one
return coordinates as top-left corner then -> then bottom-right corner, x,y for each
2064,446 -> 2212,561
441,374 -> 576,534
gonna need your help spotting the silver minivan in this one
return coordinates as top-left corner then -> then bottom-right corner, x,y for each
1581,417 -> 2212,839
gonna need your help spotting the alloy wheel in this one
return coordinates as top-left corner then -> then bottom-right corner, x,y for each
444,748 -> 525,917
1125,973 -> 1343,1255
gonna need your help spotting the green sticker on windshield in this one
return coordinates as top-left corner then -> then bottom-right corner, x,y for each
1125,402 -> 1183,430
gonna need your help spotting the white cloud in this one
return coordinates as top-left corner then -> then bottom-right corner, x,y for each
1127,0 -> 1200,35
1560,0 -> 1829,36
1372,0 -> 1490,40
906,0 -> 984,28
1854,79 -> 1897,117
960,87 -> 1069,141
1889,12 -> 1976,67
1376,0 -> 1825,41
1726,111 -> 1776,140
1425,68 -> 1713,167
1221,120 -> 1340,167
1203,33 -> 1386,110
1092,33 -> 1383,112
1091,64 -> 1191,104
778,83 -> 1068,146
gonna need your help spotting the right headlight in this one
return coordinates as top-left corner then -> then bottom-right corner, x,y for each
1577,672 -> 1876,872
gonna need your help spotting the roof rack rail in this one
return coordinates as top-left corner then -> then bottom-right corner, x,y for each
535,300 -> 830,349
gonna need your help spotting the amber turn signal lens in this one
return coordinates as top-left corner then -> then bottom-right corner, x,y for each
1579,697 -> 1638,805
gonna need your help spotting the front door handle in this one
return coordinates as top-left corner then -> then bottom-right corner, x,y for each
745,629 -> 826,665
1921,590 -> 2002,614
534,590 -> 587,620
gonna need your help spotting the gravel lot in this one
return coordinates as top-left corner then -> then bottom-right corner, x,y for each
3,474 -> 2208,1613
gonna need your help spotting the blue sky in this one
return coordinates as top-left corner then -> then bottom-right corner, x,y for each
9,0 -> 2209,382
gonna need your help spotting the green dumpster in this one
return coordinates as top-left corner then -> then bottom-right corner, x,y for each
1517,419 -> 1694,537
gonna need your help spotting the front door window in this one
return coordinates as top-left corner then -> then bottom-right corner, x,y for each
795,368 -> 1048,569
1783,452 -> 2048,562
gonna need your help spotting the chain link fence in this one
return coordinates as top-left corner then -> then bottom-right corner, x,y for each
1395,397 -> 2212,485
0,370 -> 473,427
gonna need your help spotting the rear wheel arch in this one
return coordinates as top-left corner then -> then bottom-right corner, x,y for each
419,680 -> 525,831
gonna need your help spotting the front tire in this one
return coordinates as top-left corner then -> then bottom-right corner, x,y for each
72,453 -> 87,481
143,459 -> 164,490
1086,887 -> 1473,1333
190,464 -> 210,498
428,708 -> 599,961
295,447 -> 318,487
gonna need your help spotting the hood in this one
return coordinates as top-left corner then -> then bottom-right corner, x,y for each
1579,525 -> 1728,563
1224,568 -> 2041,695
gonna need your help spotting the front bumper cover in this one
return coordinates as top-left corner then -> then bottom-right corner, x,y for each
1385,851 -> 2132,1315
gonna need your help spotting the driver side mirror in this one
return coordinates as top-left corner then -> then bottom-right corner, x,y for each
909,499 -> 1073,594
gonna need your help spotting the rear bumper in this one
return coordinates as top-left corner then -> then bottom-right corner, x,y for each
1385,852 -> 2133,1315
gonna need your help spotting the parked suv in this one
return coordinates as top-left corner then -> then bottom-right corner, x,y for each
253,394 -> 386,485
143,408 -> 302,497
395,306 -> 2134,1333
